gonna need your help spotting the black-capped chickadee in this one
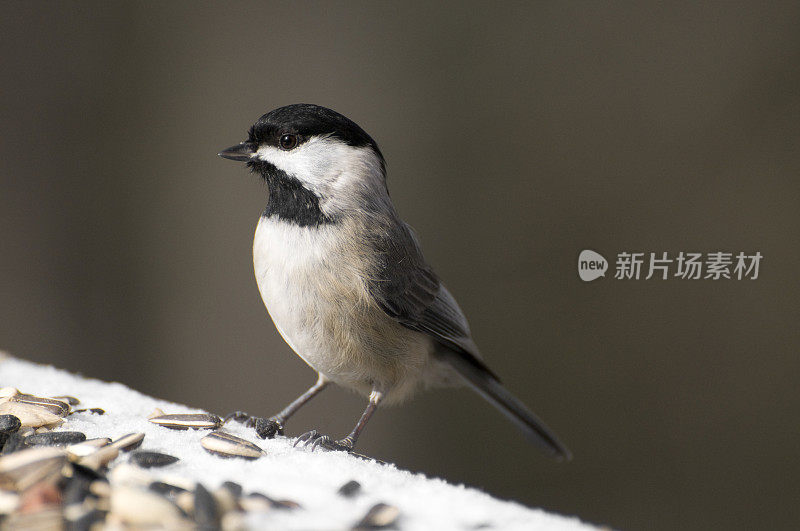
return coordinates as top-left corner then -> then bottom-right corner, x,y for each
219,104 -> 570,460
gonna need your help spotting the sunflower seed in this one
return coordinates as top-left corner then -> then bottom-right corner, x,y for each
148,407 -> 165,419
194,483 -> 219,527
0,415 -> 21,434
130,451 -> 179,468
13,394 -> 71,417
0,446 -> 66,491
0,402 -> 63,429
25,430 -> 86,446
51,395 -> 80,406
108,432 -> 145,452
78,444 -> 120,470
201,431 -> 264,459
67,439 -> 111,459
338,479 -> 361,498
110,485 -> 184,525
149,413 -> 222,430
353,503 -> 400,529
149,480 -> 188,497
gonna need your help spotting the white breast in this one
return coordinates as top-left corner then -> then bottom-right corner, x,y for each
253,216 -> 434,401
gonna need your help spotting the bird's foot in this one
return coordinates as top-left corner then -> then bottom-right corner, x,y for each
223,411 -> 257,427
223,412 -> 284,439
254,417 -> 284,439
294,430 -> 354,452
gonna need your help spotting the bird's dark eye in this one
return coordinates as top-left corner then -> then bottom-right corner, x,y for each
279,133 -> 299,150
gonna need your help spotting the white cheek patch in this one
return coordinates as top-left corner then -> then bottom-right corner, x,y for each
255,136 -> 386,216
255,137 -> 340,182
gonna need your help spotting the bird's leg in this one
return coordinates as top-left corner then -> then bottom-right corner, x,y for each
225,374 -> 329,439
296,388 -> 384,452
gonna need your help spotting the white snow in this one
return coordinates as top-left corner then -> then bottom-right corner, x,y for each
0,353 -> 594,530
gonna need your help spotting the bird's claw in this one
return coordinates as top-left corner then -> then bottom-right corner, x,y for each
294,430 -> 353,452
224,412 -> 284,438
223,411 -> 257,427
255,417 -> 284,439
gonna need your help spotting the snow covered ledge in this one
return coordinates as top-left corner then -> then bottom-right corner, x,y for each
0,353 -> 594,530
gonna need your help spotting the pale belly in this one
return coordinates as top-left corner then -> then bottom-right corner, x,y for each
253,217 -> 435,402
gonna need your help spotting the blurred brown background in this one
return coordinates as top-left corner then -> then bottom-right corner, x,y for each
2,2 -> 799,529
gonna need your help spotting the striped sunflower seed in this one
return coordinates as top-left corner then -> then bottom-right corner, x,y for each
12,394 -> 71,417
149,413 -> 222,430
200,431 -> 264,460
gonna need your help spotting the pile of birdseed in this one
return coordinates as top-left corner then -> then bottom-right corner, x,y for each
0,353 -> 594,530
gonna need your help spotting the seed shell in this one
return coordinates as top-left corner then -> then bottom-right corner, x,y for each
67,438 -> 111,459
110,485 -> 184,525
130,450 -> 179,468
108,432 -> 145,452
353,503 -> 400,530
201,431 -> 264,460
13,394 -> 71,417
78,444 -> 120,470
0,402 -> 63,429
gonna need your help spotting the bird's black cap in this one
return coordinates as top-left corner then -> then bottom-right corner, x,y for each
247,104 -> 384,159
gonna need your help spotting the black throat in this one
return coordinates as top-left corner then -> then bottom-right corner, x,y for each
248,160 -> 334,227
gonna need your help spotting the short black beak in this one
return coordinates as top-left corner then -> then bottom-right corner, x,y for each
218,141 -> 257,161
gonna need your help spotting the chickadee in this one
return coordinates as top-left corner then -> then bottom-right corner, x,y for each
219,104 -> 570,460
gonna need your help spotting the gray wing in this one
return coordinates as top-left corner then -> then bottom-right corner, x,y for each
367,221 -> 571,460
368,222 -> 496,377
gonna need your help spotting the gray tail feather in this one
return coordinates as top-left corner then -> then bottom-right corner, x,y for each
437,349 -> 572,461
